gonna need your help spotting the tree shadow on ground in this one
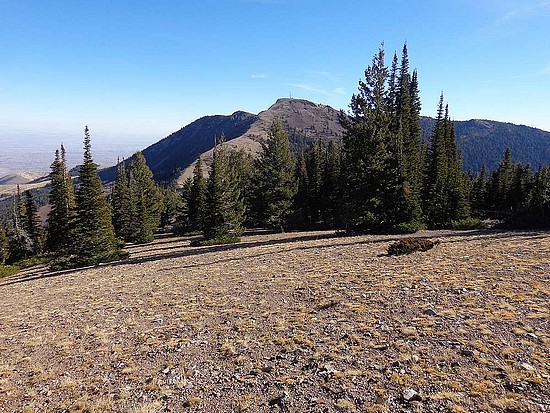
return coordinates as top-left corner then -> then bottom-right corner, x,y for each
1,229 -> 547,287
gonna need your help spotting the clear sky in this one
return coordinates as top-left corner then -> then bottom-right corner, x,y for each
1,0 -> 549,161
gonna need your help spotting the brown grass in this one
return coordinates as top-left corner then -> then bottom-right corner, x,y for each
0,229 -> 548,412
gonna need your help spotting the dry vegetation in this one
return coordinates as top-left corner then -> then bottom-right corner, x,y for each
0,229 -> 548,412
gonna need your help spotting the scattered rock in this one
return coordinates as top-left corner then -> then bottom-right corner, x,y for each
318,364 -> 339,377
402,389 -> 422,402
460,349 -> 475,357
527,333 -> 539,340
423,308 -> 437,316
268,392 -> 288,407
519,362 -> 535,371
261,366 -> 273,373
411,355 -> 420,363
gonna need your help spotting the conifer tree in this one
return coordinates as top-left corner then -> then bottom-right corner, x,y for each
187,157 -> 207,232
321,140 -> 343,229
111,159 -> 133,240
70,126 -> 123,266
306,140 -> 324,226
291,150 -> 311,228
341,45 -> 416,232
128,151 -> 163,243
252,119 -> 296,231
23,190 -> 44,254
46,145 -> 75,253
202,140 -> 245,242
0,225 -> 8,264
160,186 -> 182,228
423,96 -> 469,227
8,192 -> 33,262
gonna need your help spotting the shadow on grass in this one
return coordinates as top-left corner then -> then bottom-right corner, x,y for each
1,229 -> 548,288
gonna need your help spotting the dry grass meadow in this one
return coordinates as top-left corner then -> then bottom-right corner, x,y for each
0,230 -> 548,412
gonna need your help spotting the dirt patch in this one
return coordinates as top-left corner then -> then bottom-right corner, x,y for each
0,230 -> 548,412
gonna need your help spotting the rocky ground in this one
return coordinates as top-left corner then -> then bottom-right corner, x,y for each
0,230 -> 548,413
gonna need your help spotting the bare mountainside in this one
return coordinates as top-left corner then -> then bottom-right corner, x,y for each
0,230 -> 548,412
178,98 -> 343,183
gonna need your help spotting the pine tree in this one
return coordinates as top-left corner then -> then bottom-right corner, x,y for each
341,45 -> 416,232
252,119 -> 296,231
0,225 -> 9,264
23,190 -> 44,254
8,193 -> 33,262
159,186 -> 183,228
321,140 -> 343,229
202,140 -> 245,242
187,157 -> 207,232
111,159 -> 133,240
423,96 -> 469,227
70,126 -> 124,266
306,140 -> 324,226
291,150 -> 311,228
46,145 -> 75,253
127,151 -> 163,243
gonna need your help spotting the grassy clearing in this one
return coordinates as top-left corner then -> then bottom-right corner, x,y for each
0,229 -> 548,412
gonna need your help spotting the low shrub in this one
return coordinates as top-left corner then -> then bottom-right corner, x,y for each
0,265 -> 19,278
451,218 -> 486,230
191,234 -> 241,247
387,237 -> 437,256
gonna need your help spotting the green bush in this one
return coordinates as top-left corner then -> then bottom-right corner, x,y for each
0,265 -> 19,278
191,234 -> 241,247
387,237 -> 436,256
451,218 -> 486,230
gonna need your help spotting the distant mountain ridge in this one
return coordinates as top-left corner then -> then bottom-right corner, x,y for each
99,98 -> 550,184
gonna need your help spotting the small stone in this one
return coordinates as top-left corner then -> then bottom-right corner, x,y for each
391,360 -> 401,368
162,367 -> 170,374
461,349 -> 475,357
268,392 -> 288,407
423,308 -> 437,316
527,333 -> 538,340
520,362 -> 535,371
411,355 -> 420,363
261,366 -> 273,373
402,389 -> 422,402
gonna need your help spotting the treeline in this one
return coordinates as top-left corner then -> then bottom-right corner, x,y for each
1,44 -> 549,272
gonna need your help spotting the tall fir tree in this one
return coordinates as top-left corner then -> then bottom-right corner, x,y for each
111,158 -> 133,240
47,145 -> 75,253
23,190 -> 44,254
341,45 -> 417,233
187,157 -> 207,232
252,119 -> 296,231
0,225 -> 8,264
423,96 -> 469,227
127,152 -> 163,243
321,140 -> 343,229
202,140 -> 245,242
70,126 -> 124,266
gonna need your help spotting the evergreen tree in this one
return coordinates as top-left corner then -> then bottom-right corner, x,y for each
8,194 -> 33,262
202,140 -> 245,242
111,159 -> 133,240
321,140 -> 343,229
173,177 -> 193,235
160,186 -> 183,228
70,126 -> 124,266
46,145 -> 75,253
23,190 -> 44,254
252,119 -> 296,231
423,96 -> 469,227
127,152 -> 163,243
187,157 -> 207,232
291,150 -> 311,228
306,140 -> 324,226
341,45 -> 417,232
0,225 -> 9,264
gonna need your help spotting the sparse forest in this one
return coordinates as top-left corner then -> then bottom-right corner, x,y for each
0,44 -> 549,273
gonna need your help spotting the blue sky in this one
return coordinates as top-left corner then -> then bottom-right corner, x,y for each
1,0 -> 549,164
